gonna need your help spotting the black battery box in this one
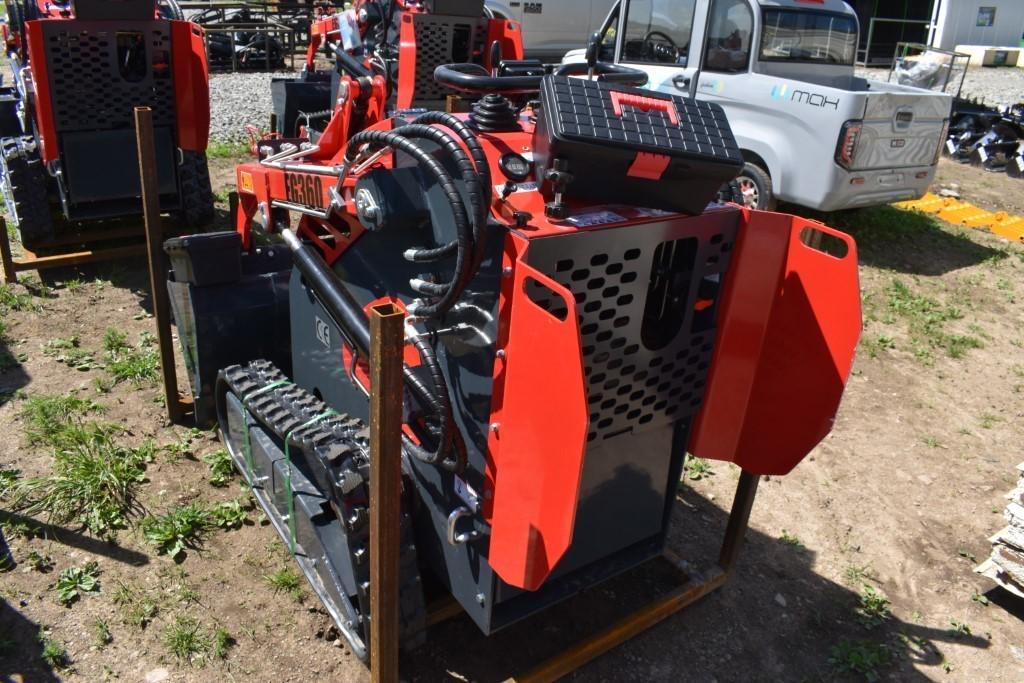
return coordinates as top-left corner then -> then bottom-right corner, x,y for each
533,75 -> 743,216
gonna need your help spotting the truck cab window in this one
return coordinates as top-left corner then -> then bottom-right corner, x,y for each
759,10 -> 857,65
703,0 -> 753,73
621,0 -> 697,66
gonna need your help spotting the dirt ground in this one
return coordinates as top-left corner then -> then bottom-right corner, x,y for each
1,153 -> 1024,683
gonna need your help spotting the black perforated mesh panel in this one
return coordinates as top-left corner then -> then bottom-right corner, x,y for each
523,212 -> 739,442
42,21 -> 177,133
410,15 -> 488,107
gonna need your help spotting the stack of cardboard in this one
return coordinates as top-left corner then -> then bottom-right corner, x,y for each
977,463 -> 1024,597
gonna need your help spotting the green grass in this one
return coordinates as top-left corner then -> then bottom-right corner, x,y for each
857,585 -> 892,629
93,618 -> 112,648
104,328 -> 160,385
0,468 -> 18,497
202,449 -> 235,487
949,620 -> 972,638
26,550 -> 53,573
780,530 -> 805,550
55,561 -> 101,606
38,630 -> 71,670
164,616 -> 210,664
210,498 -> 248,529
829,639 -> 892,681
881,278 -> 984,362
861,335 -> 896,359
8,425 -> 150,538
212,627 -> 234,659
683,455 -> 714,481
43,335 -> 99,371
113,582 -> 158,629
141,503 -> 214,560
20,393 -> 103,446
0,283 -> 39,313
265,567 -> 304,603
206,140 -> 251,159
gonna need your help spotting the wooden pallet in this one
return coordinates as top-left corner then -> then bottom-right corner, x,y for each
0,220 -> 155,285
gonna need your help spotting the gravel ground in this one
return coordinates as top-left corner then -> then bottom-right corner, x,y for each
858,65 -> 1024,110
211,63 -> 1024,141
209,71 -> 295,142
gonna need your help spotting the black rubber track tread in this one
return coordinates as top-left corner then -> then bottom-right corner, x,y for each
178,150 -> 216,228
1,136 -> 54,248
221,361 -> 427,651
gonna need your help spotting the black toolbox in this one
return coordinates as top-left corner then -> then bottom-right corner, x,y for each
533,75 -> 744,215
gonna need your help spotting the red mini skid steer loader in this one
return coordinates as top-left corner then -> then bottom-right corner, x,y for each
0,0 -> 214,248
163,0 -> 863,664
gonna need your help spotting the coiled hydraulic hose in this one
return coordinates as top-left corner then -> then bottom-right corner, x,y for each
408,333 -> 463,472
385,124 -> 484,294
345,129 -> 473,317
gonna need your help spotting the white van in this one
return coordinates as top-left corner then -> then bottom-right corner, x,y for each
486,0 -> 617,61
565,0 -> 953,211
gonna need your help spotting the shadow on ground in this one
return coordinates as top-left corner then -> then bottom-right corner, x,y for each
402,481 -> 990,682
0,336 -> 30,408
0,591 -> 62,683
787,204 -> 1007,276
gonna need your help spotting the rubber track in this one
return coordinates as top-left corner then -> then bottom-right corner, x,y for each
221,360 -> 427,651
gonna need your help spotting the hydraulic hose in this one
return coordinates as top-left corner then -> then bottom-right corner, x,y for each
280,228 -> 460,471
345,129 -> 473,317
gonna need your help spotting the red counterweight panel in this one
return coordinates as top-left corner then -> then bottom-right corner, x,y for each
171,21 -> 210,152
689,210 -> 861,475
485,237 -> 589,592
25,21 -> 59,163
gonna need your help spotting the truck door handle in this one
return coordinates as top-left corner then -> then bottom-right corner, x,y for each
673,75 -> 690,91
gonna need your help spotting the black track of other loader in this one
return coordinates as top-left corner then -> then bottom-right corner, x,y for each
178,150 -> 216,228
0,136 -> 54,247
219,360 -> 426,656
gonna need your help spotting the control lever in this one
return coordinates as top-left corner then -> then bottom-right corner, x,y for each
544,159 -> 573,220
585,32 -> 600,80
490,40 -> 502,78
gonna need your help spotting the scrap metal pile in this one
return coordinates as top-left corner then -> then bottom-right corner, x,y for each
945,97 -> 1024,178
977,463 -> 1024,596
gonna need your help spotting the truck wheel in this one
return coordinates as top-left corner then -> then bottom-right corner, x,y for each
178,150 -> 216,227
1,136 -> 55,248
734,162 -> 776,211
158,0 -> 185,20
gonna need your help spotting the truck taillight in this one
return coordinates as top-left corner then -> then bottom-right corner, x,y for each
933,118 -> 950,165
835,120 -> 862,170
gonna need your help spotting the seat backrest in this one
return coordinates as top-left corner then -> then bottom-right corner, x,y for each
74,0 -> 155,21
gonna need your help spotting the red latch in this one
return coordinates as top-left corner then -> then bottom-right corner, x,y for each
610,91 -> 680,125
627,152 -> 671,180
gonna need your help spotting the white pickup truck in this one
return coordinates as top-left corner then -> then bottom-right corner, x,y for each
564,0 -> 952,211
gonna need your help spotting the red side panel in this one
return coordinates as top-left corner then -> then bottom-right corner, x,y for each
25,21 -> 59,163
171,21 -> 210,152
689,211 -> 861,475
485,235 -> 588,591
397,14 -> 417,110
485,18 -> 525,66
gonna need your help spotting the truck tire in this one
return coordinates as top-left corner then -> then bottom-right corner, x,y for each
0,136 -> 55,248
734,161 -> 776,211
178,150 -> 216,227
158,0 -> 185,20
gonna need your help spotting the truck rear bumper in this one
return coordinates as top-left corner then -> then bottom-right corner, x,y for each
814,166 -> 936,212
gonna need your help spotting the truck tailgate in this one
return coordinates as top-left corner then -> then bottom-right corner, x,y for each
855,92 -> 951,170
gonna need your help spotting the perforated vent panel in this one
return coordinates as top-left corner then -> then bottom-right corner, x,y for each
410,15 -> 488,107
42,21 -> 177,133
524,212 -> 740,442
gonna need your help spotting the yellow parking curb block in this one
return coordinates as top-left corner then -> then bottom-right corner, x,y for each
896,195 -> 1024,244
